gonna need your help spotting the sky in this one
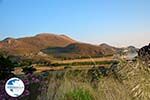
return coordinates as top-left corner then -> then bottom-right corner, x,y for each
0,0 -> 150,48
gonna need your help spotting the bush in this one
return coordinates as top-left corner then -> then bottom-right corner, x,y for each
22,66 -> 37,75
64,88 -> 93,100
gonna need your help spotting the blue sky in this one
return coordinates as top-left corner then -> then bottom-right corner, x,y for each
0,0 -> 150,47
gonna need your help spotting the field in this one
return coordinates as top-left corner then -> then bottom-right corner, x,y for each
13,56 -> 114,74
52,56 -> 113,64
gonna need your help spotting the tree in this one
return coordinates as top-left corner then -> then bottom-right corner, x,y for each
0,55 -> 15,80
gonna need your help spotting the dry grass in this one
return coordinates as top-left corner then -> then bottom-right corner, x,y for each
37,58 -> 150,100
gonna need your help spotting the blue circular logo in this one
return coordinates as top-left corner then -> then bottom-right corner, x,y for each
5,77 -> 25,97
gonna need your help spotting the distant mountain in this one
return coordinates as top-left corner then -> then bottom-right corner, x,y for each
124,46 -> 138,60
0,33 -> 76,56
116,46 -> 138,60
43,42 -> 117,59
99,43 -> 119,54
126,46 -> 138,53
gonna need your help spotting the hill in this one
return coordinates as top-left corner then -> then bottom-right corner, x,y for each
99,43 -> 119,55
0,33 -> 119,61
0,33 -> 76,56
43,42 -> 117,59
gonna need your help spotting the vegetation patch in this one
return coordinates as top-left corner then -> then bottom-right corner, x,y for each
64,88 -> 94,100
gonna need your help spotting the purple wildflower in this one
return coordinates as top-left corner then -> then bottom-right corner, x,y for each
34,78 -> 40,83
23,79 -> 30,85
24,90 -> 30,96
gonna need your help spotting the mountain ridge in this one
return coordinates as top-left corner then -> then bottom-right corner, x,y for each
0,33 -> 135,60
0,33 -> 76,55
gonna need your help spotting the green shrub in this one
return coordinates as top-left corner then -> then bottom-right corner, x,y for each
64,88 -> 94,100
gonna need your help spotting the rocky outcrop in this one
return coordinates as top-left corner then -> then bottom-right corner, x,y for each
138,43 -> 150,63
